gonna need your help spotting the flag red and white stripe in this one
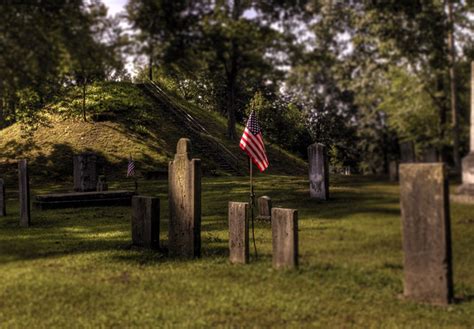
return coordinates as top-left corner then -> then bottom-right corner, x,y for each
127,156 -> 135,177
240,111 -> 269,172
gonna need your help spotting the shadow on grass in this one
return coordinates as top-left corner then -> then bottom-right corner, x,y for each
0,174 -> 402,265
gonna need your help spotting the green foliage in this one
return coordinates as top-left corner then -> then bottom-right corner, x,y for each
377,67 -> 442,152
245,91 -> 268,116
245,91 -> 312,157
0,82 -> 307,179
50,82 -> 153,119
127,0 -> 291,139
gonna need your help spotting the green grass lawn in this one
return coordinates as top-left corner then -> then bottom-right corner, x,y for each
1,175 -> 474,328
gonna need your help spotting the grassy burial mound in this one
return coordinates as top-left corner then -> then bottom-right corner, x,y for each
0,82 -> 306,183
1,176 -> 474,327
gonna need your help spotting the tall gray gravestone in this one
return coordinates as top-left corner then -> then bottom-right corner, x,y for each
168,138 -> 201,258
272,208 -> 298,270
0,178 -> 6,216
458,62 -> 474,195
399,163 -> 453,305
73,153 -> 98,192
420,148 -> 438,163
389,161 -> 399,182
131,196 -> 160,249
18,160 -> 31,227
257,196 -> 272,221
228,202 -> 249,264
400,141 -> 416,163
308,143 -> 329,200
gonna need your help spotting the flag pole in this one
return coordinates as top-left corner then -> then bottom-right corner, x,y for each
249,156 -> 258,259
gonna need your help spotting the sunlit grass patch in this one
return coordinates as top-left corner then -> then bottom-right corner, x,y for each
0,175 -> 473,327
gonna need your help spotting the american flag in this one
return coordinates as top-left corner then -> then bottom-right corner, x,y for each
127,156 -> 135,177
240,110 -> 269,172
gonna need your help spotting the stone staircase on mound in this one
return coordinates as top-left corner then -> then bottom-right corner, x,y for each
138,80 -> 245,176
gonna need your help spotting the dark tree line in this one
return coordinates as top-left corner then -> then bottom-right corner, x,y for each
0,0 -> 127,128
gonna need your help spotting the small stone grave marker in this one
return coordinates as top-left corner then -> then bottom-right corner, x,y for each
228,202 -> 249,264
131,196 -> 160,249
73,153 -> 98,192
257,196 -> 272,221
272,208 -> 298,269
96,175 -> 108,192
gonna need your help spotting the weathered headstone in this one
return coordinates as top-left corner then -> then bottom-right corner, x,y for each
389,161 -> 399,182
131,196 -> 160,249
73,153 -> 98,192
400,141 -> 416,163
257,196 -> 272,221
420,148 -> 438,163
399,163 -> 453,305
96,175 -> 108,192
308,143 -> 329,200
228,202 -> 249,264
458,62 -> 474,195
168,138 -> 201,258
272,208 -> 298,270
18,159 -> 31,227
0,178 -> 6,216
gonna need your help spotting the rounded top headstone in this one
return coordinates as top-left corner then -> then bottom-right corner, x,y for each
307,143 -> 326,152
177,138 -> 191,154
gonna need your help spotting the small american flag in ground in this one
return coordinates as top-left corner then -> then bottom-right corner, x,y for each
127,156 -> 135,177
240,110 -> 269,172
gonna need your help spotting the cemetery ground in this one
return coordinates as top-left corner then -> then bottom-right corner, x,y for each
1,175 -> 474,328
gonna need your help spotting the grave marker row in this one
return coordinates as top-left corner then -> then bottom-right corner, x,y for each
5,139 -> 457,307
131,138 -> 202,259
228,201 -> 298,269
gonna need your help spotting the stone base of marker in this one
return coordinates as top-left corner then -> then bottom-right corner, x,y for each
272,208 -> 298,270
131,196 -> 160,249
96,175 -> 108,192
0,179 -> 6,216
228,202 -> 249,264
256,196 -> 272,221
399,164 -> 453,305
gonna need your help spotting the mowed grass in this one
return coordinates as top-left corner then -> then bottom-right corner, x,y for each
0,175 -> 474,328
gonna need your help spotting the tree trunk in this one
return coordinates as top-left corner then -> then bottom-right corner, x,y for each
82,80 -> 87,122
225,0 -> 241,141
227,79 -> 237,140
447,0 -> 460,171
436,75 -> 447,162
149,44 -> 153,81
